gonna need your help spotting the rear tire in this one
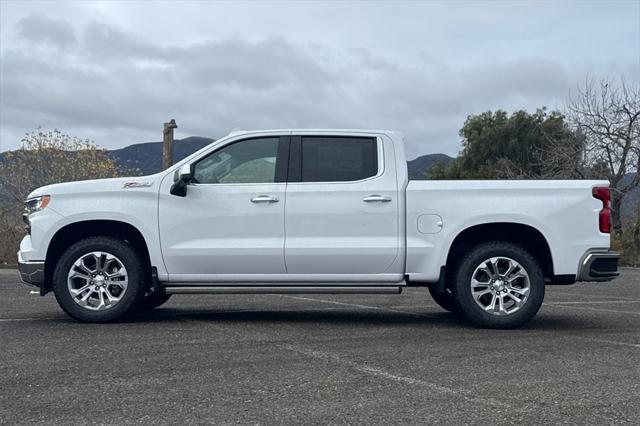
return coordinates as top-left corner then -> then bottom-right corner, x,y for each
428,286 -> 459,313
53,236 -> 147,322
452,241 -> 544,329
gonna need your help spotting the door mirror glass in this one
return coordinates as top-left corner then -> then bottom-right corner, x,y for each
178,164 -> 192,181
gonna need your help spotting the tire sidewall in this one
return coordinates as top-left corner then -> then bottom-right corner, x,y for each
453,242 -> 545,328
53,237 -> 147,322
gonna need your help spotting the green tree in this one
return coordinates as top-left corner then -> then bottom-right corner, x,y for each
429,109 -> 586,180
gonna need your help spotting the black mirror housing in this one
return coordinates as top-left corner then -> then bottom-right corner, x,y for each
170,179 -> 188,197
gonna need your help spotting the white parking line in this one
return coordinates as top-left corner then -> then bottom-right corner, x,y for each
389,304 -> 438,309
168,306 -> 345,320
578,337 -> 640,349
544,304 -> 640,316
0,306 -> 348,323
277,295 -> 440,319
282,343 -> 512,409
0,317 -> 60,322
549,291 -> 640,302
280,295 -> 640,318
544,300 -> 640,305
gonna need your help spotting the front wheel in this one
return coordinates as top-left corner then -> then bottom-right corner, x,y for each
53,237 -> 148,322
452,242 -> 545,329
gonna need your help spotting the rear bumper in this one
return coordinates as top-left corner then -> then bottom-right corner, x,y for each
17,252 -> 45,290
577,250 -> 620,282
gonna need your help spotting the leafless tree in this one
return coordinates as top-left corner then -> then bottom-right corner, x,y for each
566,77 -> 640,233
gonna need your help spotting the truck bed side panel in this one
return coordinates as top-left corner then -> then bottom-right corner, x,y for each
405,180 -> 610,282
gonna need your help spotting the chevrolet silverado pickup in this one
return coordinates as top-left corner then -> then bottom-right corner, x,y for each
18,129 -> 620,328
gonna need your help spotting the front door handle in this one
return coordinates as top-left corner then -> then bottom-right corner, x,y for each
363,195 -> 392,202
251,195 -> 279,203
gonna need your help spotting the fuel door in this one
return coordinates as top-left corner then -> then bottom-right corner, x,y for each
417,214 -> 444,234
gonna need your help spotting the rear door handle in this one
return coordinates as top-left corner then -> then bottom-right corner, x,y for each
251,195 -> 279,203
363,195 -> 392,202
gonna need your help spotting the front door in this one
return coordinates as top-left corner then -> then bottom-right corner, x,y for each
158,136 -> 289,281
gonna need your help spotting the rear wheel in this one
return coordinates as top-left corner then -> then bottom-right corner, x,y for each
452,241 -> 544,329
53,237 -> 147,322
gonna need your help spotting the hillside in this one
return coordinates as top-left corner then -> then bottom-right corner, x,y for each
110,138 -> 454,179
109,136 -> 214,175
407,153 -> 454,179
1,138 -> 636,222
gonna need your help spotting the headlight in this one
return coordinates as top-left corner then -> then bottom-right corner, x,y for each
24,195 -> 51,215
23,195 -> 50,234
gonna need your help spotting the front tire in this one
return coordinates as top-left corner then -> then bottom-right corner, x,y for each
452,242 -> 544,329
53,236 -> 148,322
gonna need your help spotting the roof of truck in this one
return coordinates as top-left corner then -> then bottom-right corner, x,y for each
226,129 -> 404,139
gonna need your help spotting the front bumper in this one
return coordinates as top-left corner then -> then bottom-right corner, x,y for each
17,252 -> 45,290
577,250 -> 620,282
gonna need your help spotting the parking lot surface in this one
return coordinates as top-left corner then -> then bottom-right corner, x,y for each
1,268 -> 639,425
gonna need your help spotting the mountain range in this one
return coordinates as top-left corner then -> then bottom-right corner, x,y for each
107,138 -> 638,220
109,136 -> 215,175
1,137 -> 636,220
108,137 -> 455,179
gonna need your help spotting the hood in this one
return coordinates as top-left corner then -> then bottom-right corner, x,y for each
27,174 -> 162,199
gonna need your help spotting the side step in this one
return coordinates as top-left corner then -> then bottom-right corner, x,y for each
163,286 -> 403,295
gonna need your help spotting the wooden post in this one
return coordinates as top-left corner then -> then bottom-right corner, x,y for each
162,119 -> 178,170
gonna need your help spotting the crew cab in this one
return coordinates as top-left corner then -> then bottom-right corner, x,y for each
18,129 -> 620,328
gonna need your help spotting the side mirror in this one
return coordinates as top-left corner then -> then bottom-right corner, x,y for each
170,164 -> 194,197
178,164 -> 192,181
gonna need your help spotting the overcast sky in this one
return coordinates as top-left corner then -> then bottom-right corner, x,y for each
1,0 -> 638,158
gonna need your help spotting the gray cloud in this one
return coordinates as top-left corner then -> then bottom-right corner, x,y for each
16,13 -> 76,47
1,2 -> 639,159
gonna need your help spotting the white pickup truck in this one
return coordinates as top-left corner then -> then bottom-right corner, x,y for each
18,129 -> 620,328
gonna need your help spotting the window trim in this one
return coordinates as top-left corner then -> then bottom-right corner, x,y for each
190,136 -> 290,186
287,135 -> 384,184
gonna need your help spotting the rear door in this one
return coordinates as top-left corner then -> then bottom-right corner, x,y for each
283,134 -> 400,278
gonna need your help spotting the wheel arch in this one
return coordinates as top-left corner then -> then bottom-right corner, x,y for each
444,222 -> 554,280
45,220 -> 152,291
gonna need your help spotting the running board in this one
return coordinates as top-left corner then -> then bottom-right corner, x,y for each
163,286 -> 403,295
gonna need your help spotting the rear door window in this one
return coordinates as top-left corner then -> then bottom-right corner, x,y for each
299,136 -> 378,182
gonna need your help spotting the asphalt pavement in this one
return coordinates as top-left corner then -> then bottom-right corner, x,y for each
1,268 -> 639,425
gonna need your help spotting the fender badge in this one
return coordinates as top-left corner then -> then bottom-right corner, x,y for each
123,181 -> 153,189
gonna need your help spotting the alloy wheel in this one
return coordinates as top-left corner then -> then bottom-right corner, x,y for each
470,256 -> 530,316
67,251 -> 128,311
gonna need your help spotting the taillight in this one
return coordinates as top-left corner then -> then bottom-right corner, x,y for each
592,186 -> 611,233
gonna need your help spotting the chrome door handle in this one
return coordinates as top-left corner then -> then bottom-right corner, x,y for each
363,195 -> 392,202
251,195 -> 279,203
